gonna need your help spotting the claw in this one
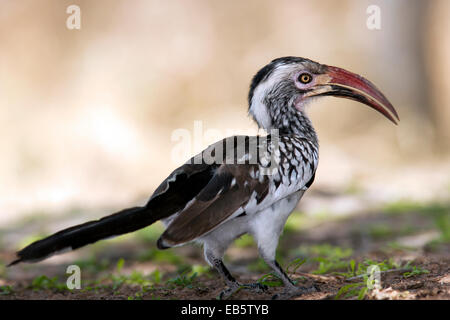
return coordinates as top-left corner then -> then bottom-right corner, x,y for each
218,287 -> 238,300
241,282 -> 268,293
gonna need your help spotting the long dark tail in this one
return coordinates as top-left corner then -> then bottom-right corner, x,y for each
8,206 -> 157,266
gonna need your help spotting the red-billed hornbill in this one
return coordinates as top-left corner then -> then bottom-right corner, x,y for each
9,57 -> 398,299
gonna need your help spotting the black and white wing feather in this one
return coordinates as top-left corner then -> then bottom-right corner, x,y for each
157,162 -> 269,248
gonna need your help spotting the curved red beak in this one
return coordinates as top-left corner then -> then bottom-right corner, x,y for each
309,65 -> 400,125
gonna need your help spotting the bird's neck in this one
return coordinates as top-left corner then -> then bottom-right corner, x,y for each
268,105 -> 318,147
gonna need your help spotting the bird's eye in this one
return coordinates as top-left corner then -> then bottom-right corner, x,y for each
298,73 -> 312,84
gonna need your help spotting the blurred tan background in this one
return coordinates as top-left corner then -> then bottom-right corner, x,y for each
0,0 -> 449,225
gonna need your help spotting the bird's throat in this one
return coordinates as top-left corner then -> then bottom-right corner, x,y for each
270,106 -> 318,146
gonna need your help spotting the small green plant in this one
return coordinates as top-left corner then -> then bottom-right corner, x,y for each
111,271 -> 154,290
0,285 -> 13,295
402,263 -> 429,278
334,259 -> 429,299
286,258 -> 306,274
335,260 -> 383,300
128,271 -> 152,286
29,275 -> 67,291
166,270 -> 198,288
290,244 -> 354,275
108,258 -> 164,293
335,282 -> 368,300
336,258 -> 400,278
257,273 -> 284,288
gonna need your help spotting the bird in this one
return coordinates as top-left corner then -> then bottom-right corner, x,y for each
8,56 -> 399,299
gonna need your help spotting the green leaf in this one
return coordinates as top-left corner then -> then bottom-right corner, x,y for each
257,273 -> 283,287
287,258 -> 306,274
335,282 -> 364,300
402,266 -> 429,278
357,287 -> 368,300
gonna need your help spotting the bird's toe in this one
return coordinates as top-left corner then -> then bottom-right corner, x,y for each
217,284 -> 241,300
241,282 -> 268,293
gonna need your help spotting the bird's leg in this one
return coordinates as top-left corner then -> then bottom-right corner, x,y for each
252,197 -> 318,300
254,228 -> 316,300
205,250 -> 267,299
263,259 -> 317,300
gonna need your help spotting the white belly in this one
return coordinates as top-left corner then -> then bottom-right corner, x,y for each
197,190 -> 304,251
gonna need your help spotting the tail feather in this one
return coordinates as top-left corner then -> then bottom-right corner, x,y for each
8,206 -> 156,266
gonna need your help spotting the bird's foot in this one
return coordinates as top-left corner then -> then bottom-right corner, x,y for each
271,284 -> 318,300
218,282 -> 268,300
241,282 -> 268,293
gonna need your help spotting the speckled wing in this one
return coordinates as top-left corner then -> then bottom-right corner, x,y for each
146,135 -> 255,221
157,163 -> 269,248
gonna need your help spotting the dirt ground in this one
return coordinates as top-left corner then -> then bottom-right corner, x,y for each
0,193 -> 449,300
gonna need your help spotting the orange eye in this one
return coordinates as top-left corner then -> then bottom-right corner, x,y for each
298,73 -> 312,84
